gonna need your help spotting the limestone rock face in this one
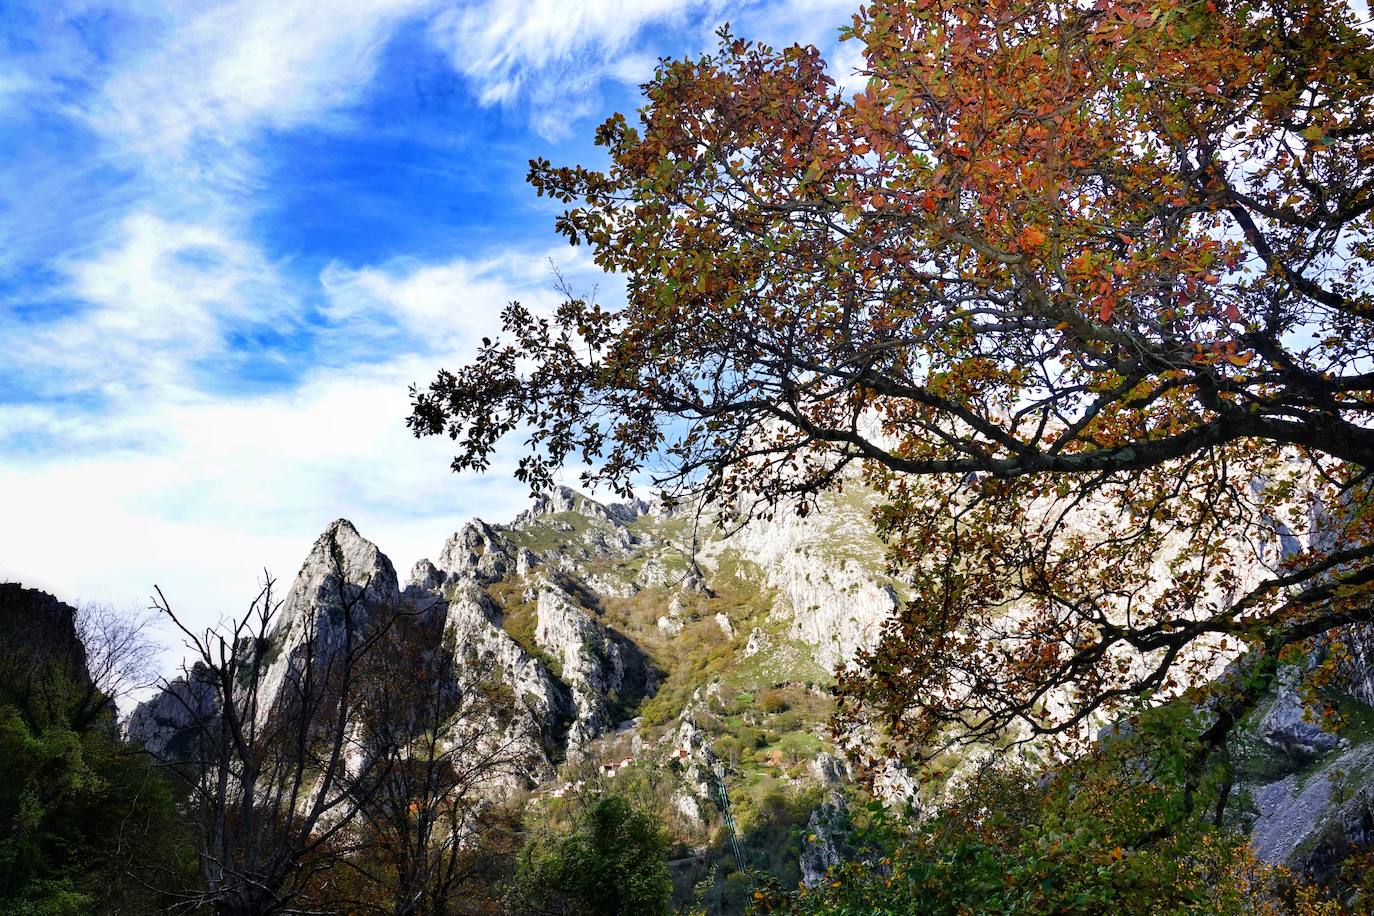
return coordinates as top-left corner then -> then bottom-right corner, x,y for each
516,547 -> 540,578
525,486 -> 583,519
407,558 -> 446,593
800,800 -> 847,888
731,508 -> 898,670
515,485 -> 649,528
638,558 -> 674,589
533,582 -> 650,748
672,717 -> 721,804
441,582 -> 572,780
125,671 -> 218,762
809,752 -> 848,787
1251,744 -> 1374,866
436,519 -> 513,585
258,519 -> 400,713
1339,625 -> 1374,707
1260,673 -> 1342,759
1296,783 -> 1374,883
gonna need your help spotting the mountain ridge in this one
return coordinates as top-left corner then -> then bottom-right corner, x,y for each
125,482 -> 1374,896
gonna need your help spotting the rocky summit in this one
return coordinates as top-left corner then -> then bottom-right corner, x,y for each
127,484 -> 1374,891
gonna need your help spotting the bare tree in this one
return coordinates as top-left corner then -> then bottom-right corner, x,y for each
153,553 -> 399,916
75,601 -> 160,710
345,610 -> 534,916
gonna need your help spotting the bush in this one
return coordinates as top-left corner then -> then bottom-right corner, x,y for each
509,794 -> 672,916
758,755 -> 1339,916
759,689 -> 790,714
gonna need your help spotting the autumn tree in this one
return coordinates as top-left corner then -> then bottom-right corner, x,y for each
410,0 -> 1374,821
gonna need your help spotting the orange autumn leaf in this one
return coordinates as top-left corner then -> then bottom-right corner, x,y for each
1019,226 -> 1047,250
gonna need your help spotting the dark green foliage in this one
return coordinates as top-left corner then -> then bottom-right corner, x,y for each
509,794 -> 672,916
0,701 -> 194,914
0,586 -> 106,733
0,585 -> 194,914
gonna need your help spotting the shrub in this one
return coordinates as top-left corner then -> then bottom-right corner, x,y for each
508,794 -> 672,916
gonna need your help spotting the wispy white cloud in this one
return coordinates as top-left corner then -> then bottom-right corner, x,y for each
5,212 -> 295,400
430,0 -> 701,104
427,0 -> 721,140
319,246 -> 600,351
91,0 -> 437,158
428,0 -> 865,140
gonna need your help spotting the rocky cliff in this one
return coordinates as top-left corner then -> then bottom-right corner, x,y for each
0,584 -> 104,730
124,482 -> 1374,896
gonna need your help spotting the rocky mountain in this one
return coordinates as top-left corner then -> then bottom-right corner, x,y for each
125,483 -> 1374,897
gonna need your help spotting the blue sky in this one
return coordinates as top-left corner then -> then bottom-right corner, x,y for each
0,0 -> 862,636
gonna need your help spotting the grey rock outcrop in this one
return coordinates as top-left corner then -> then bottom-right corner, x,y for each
1260,666 -> 1341,759
406,558 -> 446,593
731,508 -> 899,670
516,547 -> 540,578
125,669 -> 218,762
441,583 -> 572,779
436,519 -> 513,585
516,485 -> 649,528
534,582 -> 651,748
1296,783 -> 1374,883
671,717 -> 721,806
1251,744 -> 1374,866
257,518 -> 400,713
800,799 -> 847,888
1339,625 -> 1374,707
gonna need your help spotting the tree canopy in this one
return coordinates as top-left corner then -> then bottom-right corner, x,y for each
410,0 -> 1374,802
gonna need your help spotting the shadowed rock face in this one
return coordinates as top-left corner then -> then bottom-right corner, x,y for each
0,585 -> 87,677
439,582 -> 573,780
1260,667 -> 1342,760
1298,784 -> 1374,884
532,579 -> 655,751
0,584 -> 100,730
1249,744 -> 1374,870
1341,625 -> 1374,707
